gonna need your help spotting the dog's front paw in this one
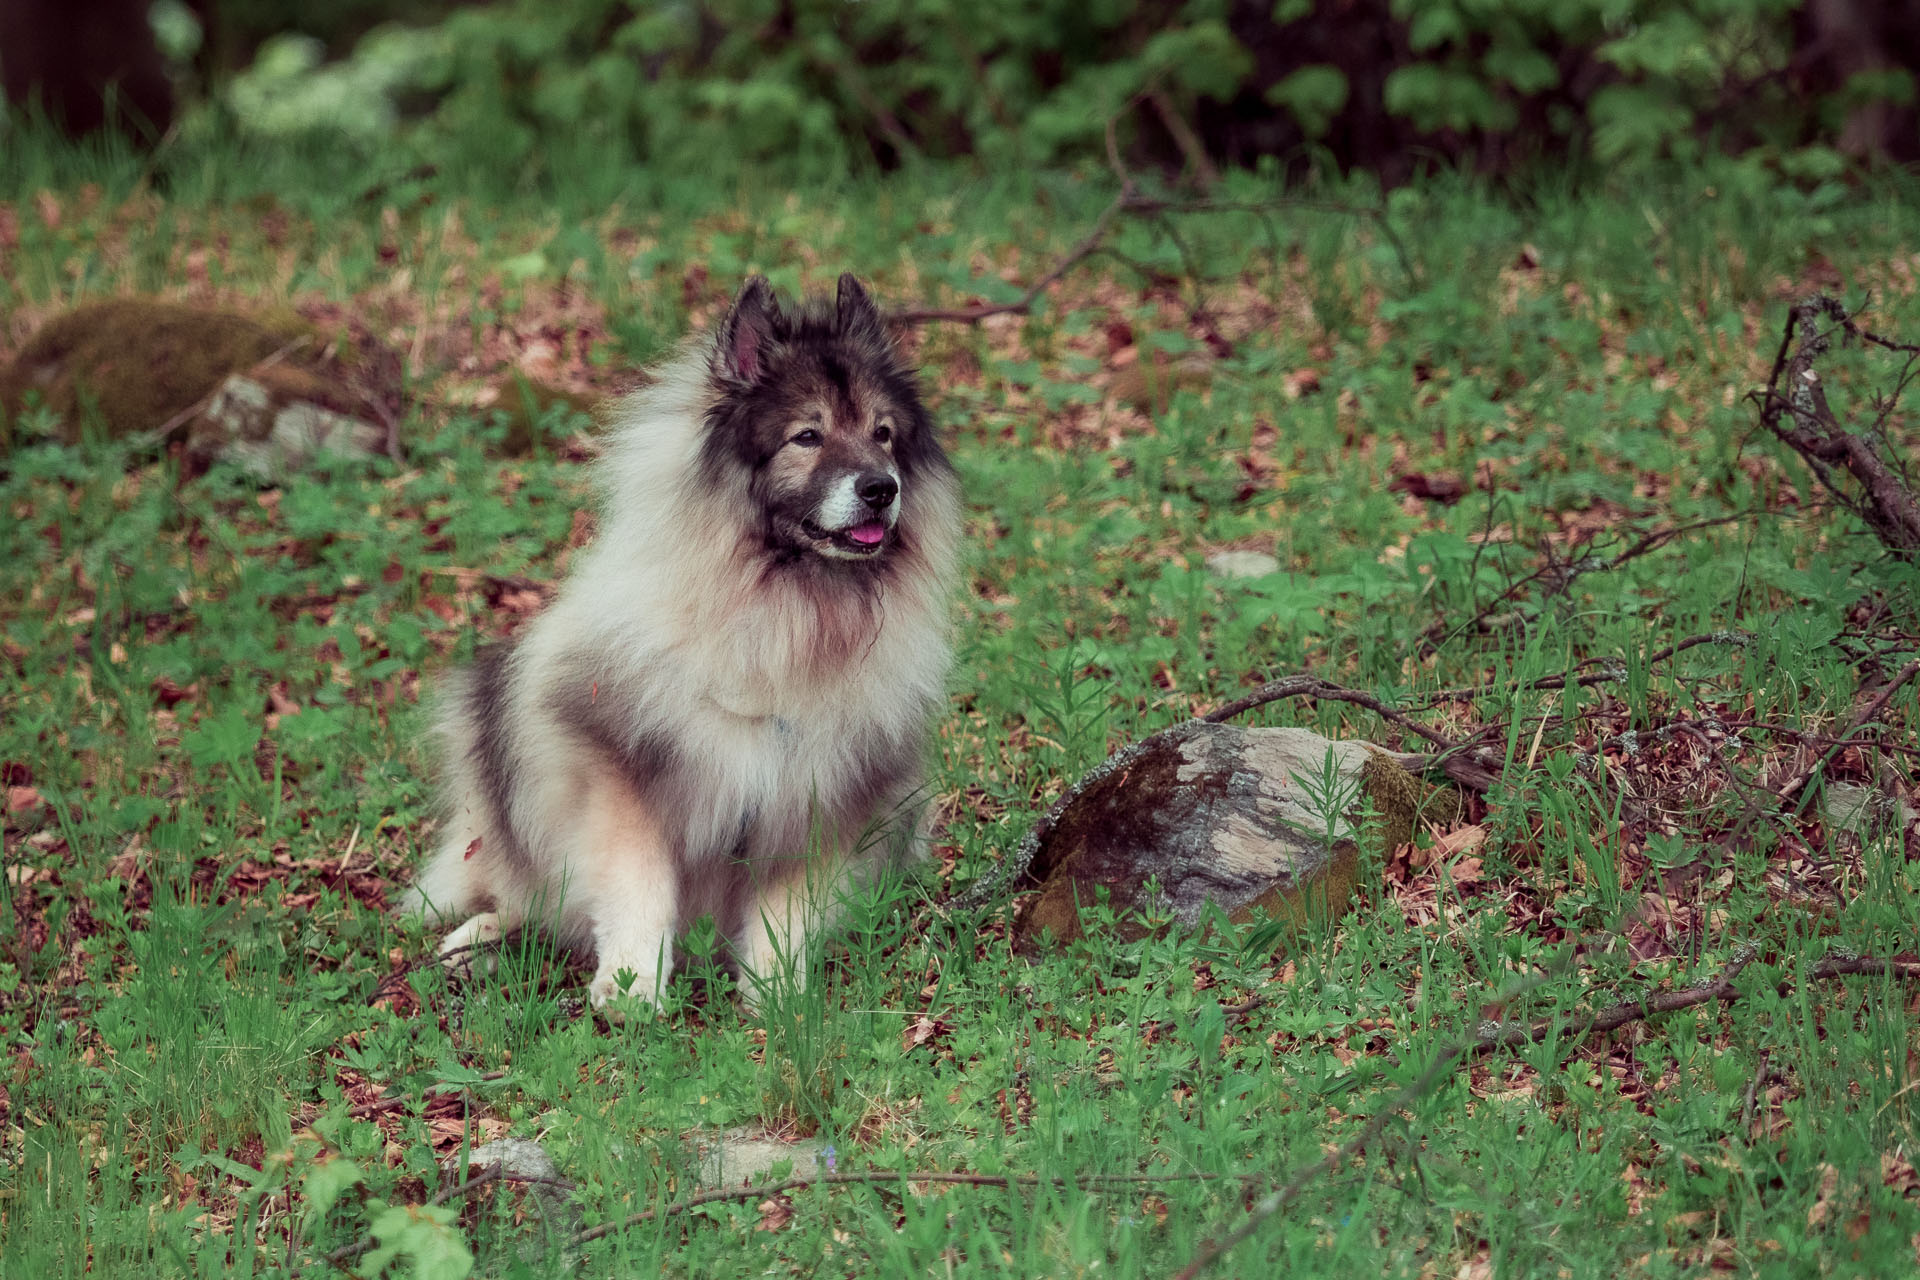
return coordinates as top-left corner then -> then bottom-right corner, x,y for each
588,962 -> 662,1020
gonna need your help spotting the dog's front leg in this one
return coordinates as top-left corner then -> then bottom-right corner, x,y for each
571,770 -> 677,1014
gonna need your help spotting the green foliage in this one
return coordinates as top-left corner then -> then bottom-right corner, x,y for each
1265,65 -> 1348,139
202,0 -> 1909,183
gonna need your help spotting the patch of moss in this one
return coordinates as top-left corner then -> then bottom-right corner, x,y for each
0,299 -> 314,445
1361,750 -> 1460,857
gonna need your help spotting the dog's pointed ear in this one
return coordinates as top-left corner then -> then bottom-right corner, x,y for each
715,276 -> 780,385
835,272 -> 884,338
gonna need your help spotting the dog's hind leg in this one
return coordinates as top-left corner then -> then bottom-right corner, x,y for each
403,815 -> 525,977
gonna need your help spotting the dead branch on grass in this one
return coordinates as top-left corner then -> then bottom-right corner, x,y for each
565,1167 -> 1259,1253
1201,674 -> 1456,746
1754,295 -> 1920,558
1419,630 -> 1750,707
891,189 -> 1138,325
306,948 -> 1920,1276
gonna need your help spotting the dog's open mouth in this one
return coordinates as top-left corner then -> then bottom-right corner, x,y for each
803,518 -> 889,554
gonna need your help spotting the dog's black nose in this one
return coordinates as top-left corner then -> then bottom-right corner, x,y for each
857,473 -> 898,510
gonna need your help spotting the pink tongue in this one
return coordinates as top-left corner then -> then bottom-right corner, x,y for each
848,521 -> 887,546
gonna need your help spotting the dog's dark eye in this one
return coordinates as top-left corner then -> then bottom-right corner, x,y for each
789,429 -> 823,447
873,424 -> 892,444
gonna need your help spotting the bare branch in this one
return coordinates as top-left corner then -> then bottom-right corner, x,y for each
890,189 -> 1135,324
1754,296 -> 1920,557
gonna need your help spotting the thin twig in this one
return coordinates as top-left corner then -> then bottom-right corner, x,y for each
1471,946 -> 1758,1056
1169,964 -> 1564,1280
1201,674 -> 1457,748
303,1165 -> 507,1275
1419,631 -> 1750,706
1429,516 -> 1758,654
1173,944 -> 1920,1276
302,951 -> 1920,1275
893,122 -> 1413,328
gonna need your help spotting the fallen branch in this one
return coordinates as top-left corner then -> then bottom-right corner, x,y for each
309,948 -> 1920,1276
891,188 -> 1136,324
890,188 -> 1412,328
1753,295 -> 1920,558
1471,945 -> 1758,1056
1169,964 -> 1563,1280
1428,516 -> 1758,654
1417,631 -> 1751,709
1202,674 -> 1457,748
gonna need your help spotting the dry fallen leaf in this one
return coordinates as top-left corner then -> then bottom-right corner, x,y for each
1882,1149 -> 1918,1196
1430,823 -> 1488,857
1808,1161 -> 1840,1228
902,1013 -> 950,1053
755,1194 -> 795,1233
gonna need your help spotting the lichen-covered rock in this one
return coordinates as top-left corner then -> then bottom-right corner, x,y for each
1013,721 -> 1456,953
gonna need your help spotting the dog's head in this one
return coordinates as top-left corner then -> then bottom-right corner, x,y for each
701,274 -> 948,565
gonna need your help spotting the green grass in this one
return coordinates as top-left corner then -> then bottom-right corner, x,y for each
3,121 -> 1920,1277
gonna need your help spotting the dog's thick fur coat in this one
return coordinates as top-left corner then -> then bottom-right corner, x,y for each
406,275 -> 959,1008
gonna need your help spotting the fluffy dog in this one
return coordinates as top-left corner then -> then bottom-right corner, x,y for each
405,274 -> 960,1010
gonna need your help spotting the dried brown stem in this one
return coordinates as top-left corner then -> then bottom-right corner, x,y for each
1472,947 -> 1758,1056
565,1167 -> 1254,1253
1420,631 -> 1749,706
1169,965 -> 1562,1280
892,128 -> 1412,328
890,189 -> 1135,324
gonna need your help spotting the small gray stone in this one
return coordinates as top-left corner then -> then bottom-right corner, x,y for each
206,374 -> 384,481
688,1126 -> 832,1188
1206,550 -> 1280,579
1823,783 -> 1917,835
440,1138 -> 580,1273
440,1136 -> 564,1188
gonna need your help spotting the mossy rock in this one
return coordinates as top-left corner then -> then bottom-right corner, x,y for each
1012,721 -> 1457,955
0,297 -> 409,469
1,299 -> 317,444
